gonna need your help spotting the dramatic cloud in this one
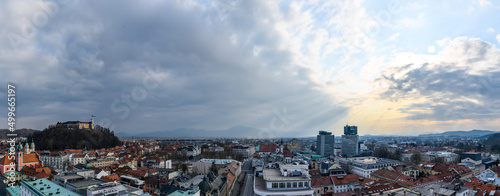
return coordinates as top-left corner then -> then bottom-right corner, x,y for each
1,0 -> 500,136
379,37 -> 500,122
0,0 -> 349,136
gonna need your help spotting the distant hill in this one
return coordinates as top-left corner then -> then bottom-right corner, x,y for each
484,133 -> 500,145
0,128 -> 39,139
117,126 -> 262,138
31,124 -> 122,150
418,130 -> 498,137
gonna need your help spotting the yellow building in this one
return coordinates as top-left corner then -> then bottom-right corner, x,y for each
89,158 -> 114,168
57,120 -> 94,130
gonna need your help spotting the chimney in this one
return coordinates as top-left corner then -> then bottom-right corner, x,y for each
429,188 -> 434,196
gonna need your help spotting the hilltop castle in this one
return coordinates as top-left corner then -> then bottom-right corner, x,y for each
56,119 -> 94,130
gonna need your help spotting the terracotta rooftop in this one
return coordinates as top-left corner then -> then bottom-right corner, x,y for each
311,176 -> 333,187
100,174 -> 120,182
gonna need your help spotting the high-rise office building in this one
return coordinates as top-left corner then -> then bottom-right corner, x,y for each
341,125 -> 359,156
344,125 -> 357,135
316,131 -> 334,156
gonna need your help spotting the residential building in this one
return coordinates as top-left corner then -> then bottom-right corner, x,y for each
370,168 -> 414,187
177,145 -> 201,158
169,189 -> 201,196
331,174 -> 372,193
87,181 -> 148,196
337,157 -> 403,178
71,154 -> 89,165
141,157 -> 172,169
121,175 -> 146,189
89,157 -> 114,168
232,145 -> 255,158
254,164 -> 314,196
192,161 -> 213,175
21,166 -> 52,180
38,151 -> 69,170
311,176 -> 333,195
476,169 -> 500,185
422,151 -> 459,164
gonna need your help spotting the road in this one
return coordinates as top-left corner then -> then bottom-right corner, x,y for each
241,173 -> 254,196
230,159 -> 254,196
240,159 -> 254,196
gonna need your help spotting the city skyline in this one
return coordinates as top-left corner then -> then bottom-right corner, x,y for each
1,0 -> 500,137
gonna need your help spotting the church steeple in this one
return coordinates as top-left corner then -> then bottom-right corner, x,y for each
24,141 -> 30,154
30,139 -> 35,153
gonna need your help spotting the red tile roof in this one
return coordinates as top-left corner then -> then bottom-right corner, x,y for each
370,168 -> 414,187
311,176 -> 333,187
363,183 -> 402,194
331,174 -> 372,185
309,170 -> 321,177
127,170 -> 147,178
100,174 -> 120,182
258,144 -> 279,152
148,169 -> 158,174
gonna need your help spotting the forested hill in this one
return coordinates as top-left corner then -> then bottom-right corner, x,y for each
486,133 -> 500,153
30,125 -> 122,151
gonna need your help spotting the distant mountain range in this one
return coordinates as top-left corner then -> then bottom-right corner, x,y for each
0,128 -> 39,139
116,126 -> 263,138
418,130 -> 499,137
115,128 -> 500,138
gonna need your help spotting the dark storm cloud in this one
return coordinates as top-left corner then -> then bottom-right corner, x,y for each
0,0 -> 348,136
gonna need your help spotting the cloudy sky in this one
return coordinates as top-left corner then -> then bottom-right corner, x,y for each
1,0 -> 500,137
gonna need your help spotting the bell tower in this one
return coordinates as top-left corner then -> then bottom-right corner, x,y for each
16,143 -> 23,171
30,139 -> 35,153
24,141 -> 30,154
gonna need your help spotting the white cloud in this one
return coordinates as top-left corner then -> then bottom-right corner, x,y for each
476,0 -> 492,7
397,13 -> 425,28
487,28 -> 495,33
427,45 -> 436,53
497,34 -> 500,44
387,32 -> 400,41
436,37 -> 451,47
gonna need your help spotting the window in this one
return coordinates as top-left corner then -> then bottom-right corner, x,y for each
299,182 -> 303,187
272,183 -> 278,188
287,182 -> 291,188
293,182 -> 297,187
304,182 -> 309,187
279,183 -> 285,188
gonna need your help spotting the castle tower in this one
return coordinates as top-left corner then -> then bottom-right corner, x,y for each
90,116 -> 95,130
